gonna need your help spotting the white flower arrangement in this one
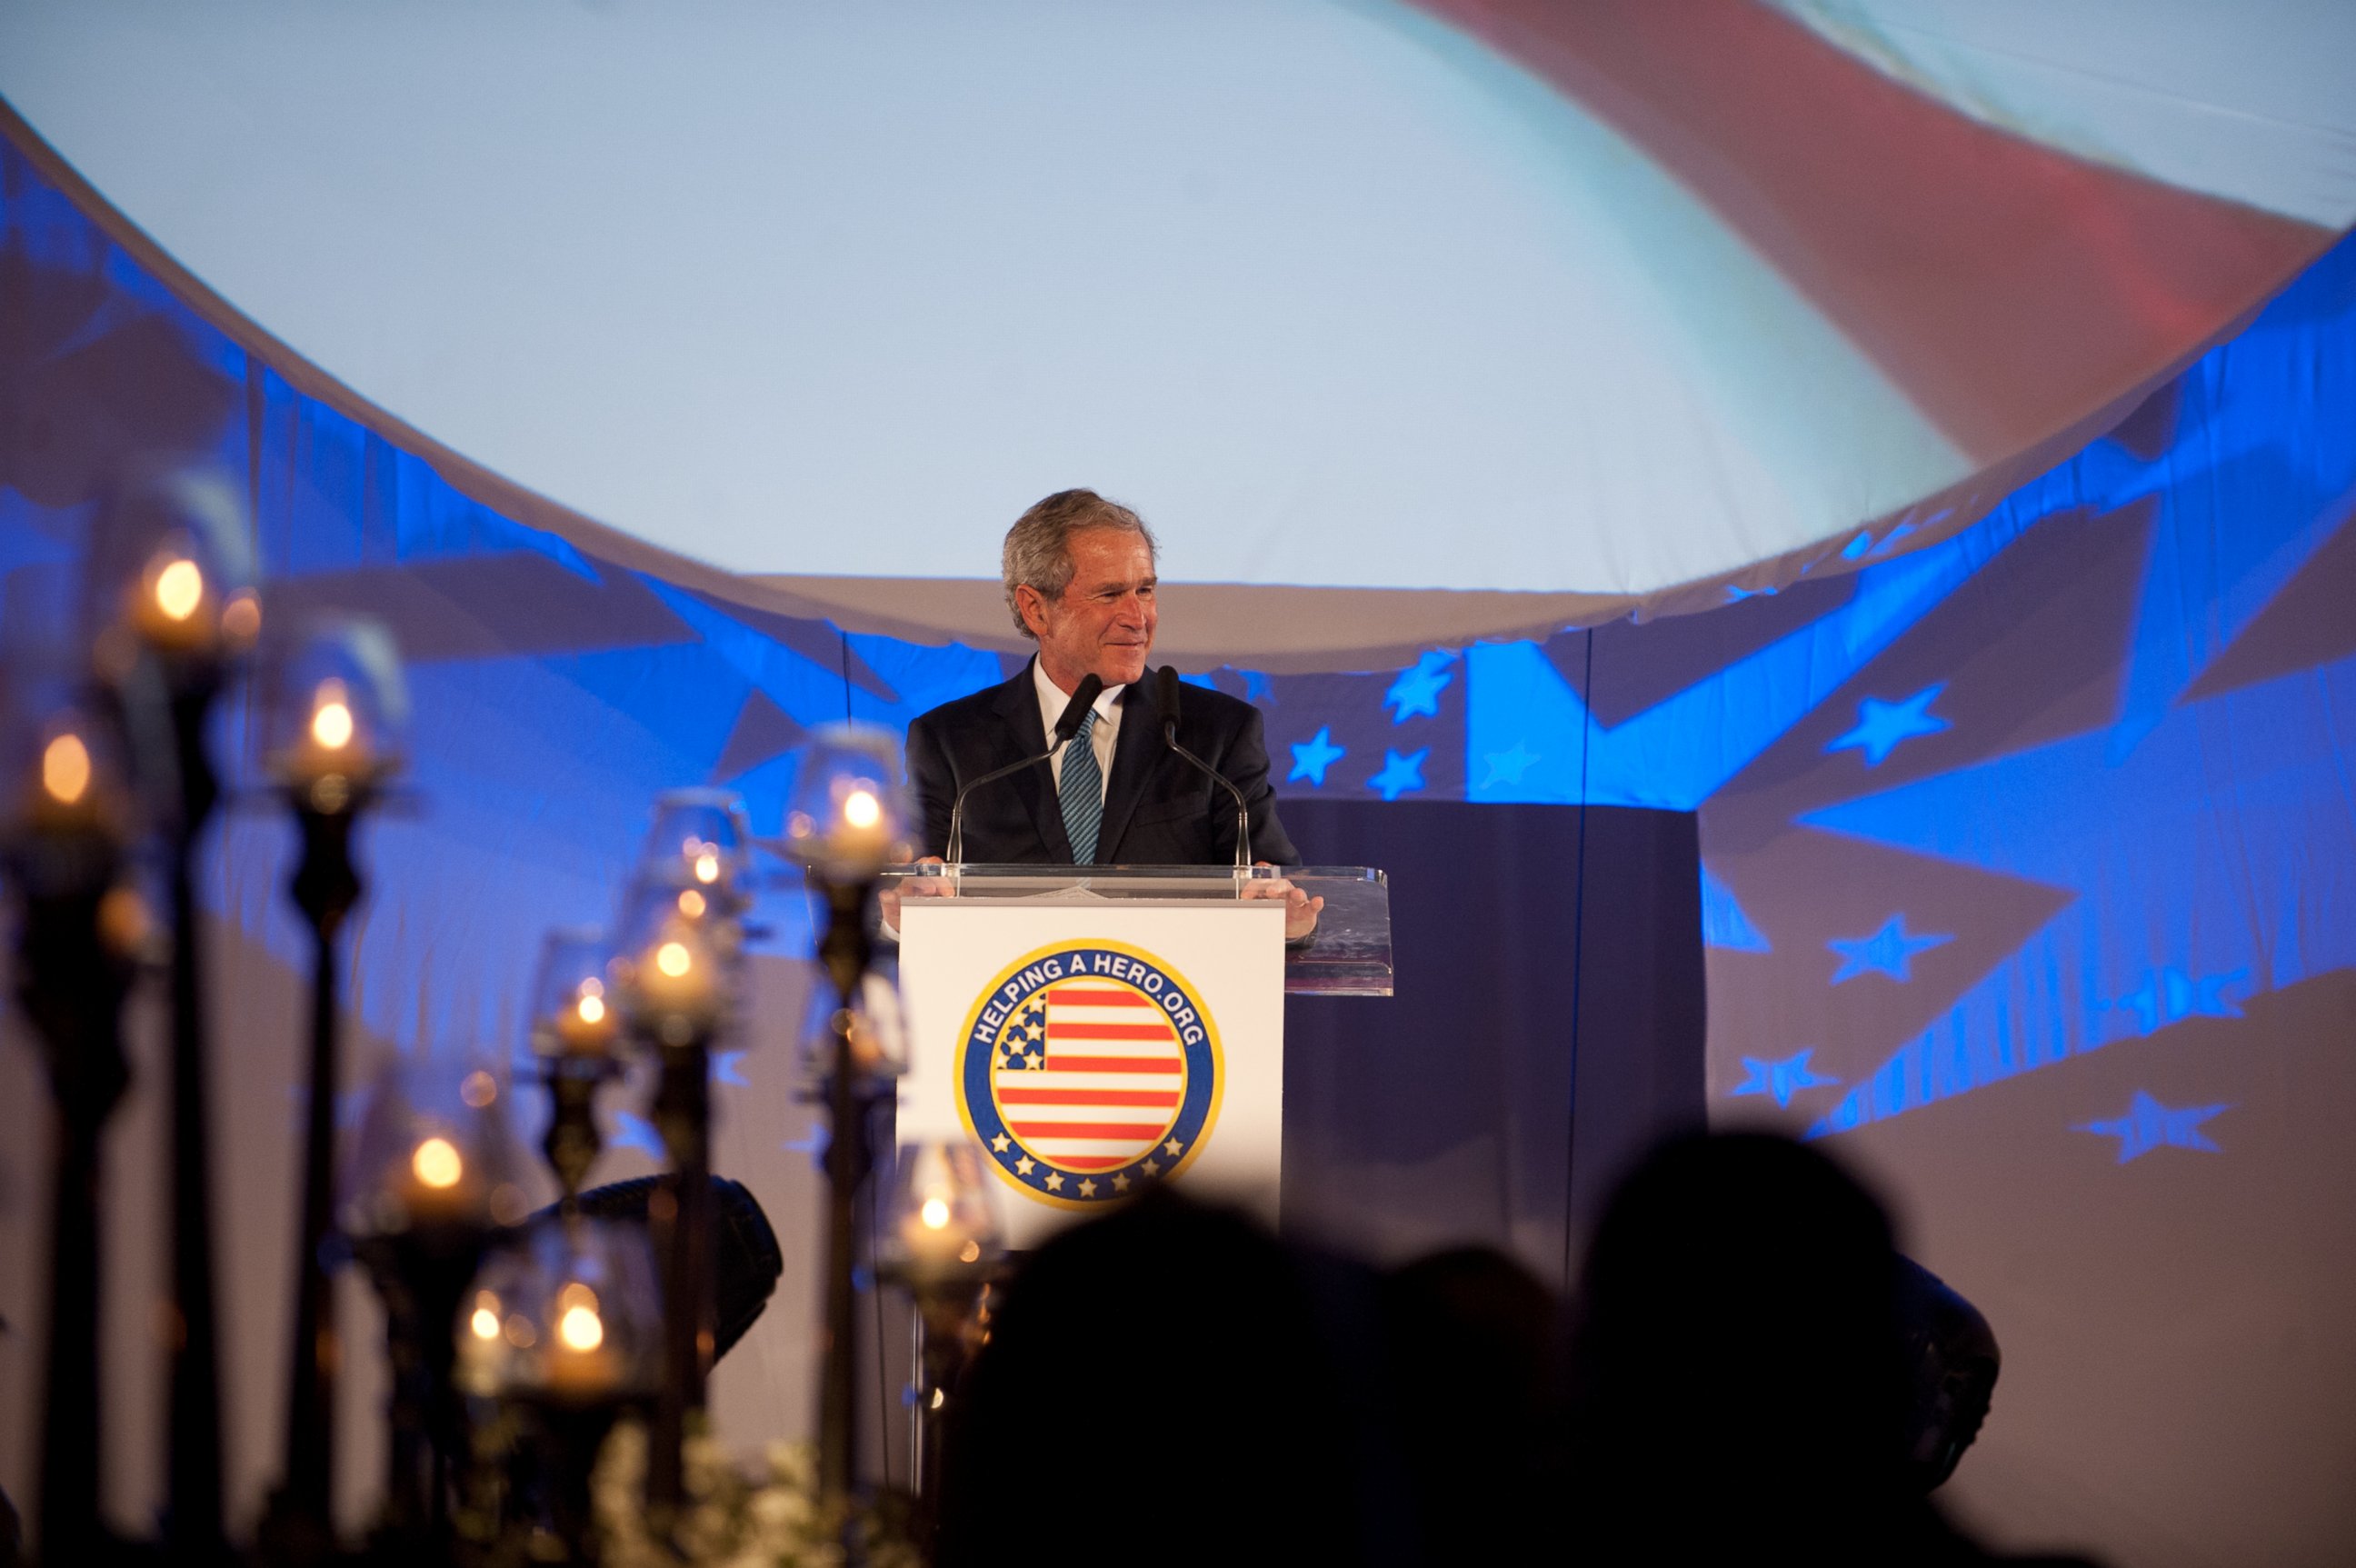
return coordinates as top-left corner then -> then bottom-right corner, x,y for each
592,1420 -> 923,1568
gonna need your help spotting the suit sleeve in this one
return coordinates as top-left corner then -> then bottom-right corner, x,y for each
905,711 -> 957,859
1226,706 -> 1302,867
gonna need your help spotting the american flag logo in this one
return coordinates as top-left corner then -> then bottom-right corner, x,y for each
956,944 -> 1222,1207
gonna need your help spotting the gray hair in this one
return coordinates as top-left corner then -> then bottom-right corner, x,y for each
1001,489 -> 1159,639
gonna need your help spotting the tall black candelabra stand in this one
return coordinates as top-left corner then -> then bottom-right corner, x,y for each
7,822 -> 135,1563
355,1218 -> 493,1563
139,669 -> 233,1564
258,785 -> 368,1563
814,877 -> 880,1515
644,1028 -> 715,1519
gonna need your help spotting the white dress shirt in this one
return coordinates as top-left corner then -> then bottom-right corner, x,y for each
1032,654 -> 1124,804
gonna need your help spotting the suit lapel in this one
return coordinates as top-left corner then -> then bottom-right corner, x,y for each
992,665 -> 1073,863
1095,665 -> 1167,864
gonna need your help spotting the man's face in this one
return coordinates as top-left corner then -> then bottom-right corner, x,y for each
1019,527 -> 1158,691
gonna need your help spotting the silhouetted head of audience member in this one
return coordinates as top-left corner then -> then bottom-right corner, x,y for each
935,1189 -> 1413,1568
1380,1246 -> 1557,1563
1560,1131 -> 1925,1562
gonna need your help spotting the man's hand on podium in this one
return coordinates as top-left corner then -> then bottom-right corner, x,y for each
1243,862 -> 1323,942
878,854 -> 953,935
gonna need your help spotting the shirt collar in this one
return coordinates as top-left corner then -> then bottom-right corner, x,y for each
1031,655 -> 1125,733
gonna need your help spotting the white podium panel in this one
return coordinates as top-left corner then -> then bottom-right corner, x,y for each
898,900 -> 1286,1249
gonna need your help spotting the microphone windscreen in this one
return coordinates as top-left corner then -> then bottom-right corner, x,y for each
1053,674 -> 1105,743
1155,664 -> 1183,729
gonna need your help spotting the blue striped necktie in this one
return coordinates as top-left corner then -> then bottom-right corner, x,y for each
1058,706 -> 1103,864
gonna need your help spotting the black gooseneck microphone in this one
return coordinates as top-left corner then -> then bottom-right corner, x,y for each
945,673 -> 1105,864
1154,665 -> 1252,871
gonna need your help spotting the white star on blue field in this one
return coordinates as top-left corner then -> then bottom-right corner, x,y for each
1827,684 -> 1952,766
1369,747 -> 1429,801
1731,1049 -> 1841,1107
2077,1091 -> 2230,1163
1828,915 -> 1952,983
1288,726 -> 1345,786
1383,651 -> 1457,723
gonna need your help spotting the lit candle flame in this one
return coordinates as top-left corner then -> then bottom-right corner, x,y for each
577,991 -> 606,1024
920,1196 -> 952,1231
843,788 -> 881,829
311,681 -> 355,750
471,1307 -> 501,1341
655,941 -> 692,978
154,558 -> 204,622
412,1135 -> 464,1189
676,888 -> 707,918
693,850 -> 721,884
41,733 -> 92,805
556,1282 -> 604,1352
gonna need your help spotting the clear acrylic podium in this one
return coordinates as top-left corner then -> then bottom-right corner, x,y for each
879,863 -> 1393,995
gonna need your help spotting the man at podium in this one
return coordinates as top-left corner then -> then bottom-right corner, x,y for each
903,489 -> 1320,935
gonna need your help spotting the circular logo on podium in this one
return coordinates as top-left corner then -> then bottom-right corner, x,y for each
955,941 -> 1223,1209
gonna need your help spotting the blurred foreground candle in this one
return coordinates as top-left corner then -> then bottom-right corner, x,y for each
882,1140 -> 1003,1284
618,889 -> 724,1046
781,724 -> 913,884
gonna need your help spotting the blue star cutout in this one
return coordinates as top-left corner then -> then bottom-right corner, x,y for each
1383,650 -> 1457,723
1827,684 -> 1952,766
1480,740 -> 1540,788
2077,1092 -> 2230,1164
1827,915 -> 1952,984
1289,726 -> 1346,786
611,1111 -> 666,1159
2108,965 -> 2247,1036
1368,748 -> 1429,801
1239,670 -> 1274,704
1731,1049 -> 1840,1108
714,1049 -> 752,1087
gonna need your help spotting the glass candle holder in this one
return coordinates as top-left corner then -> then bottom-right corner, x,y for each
797,967 -> 911,1090
878,1138 -> 1004,1288
455,1217 -> 663,1405
780,724 -> 913,883
84,465 -> 260,676
264,616 -> 408,813
528,930 -> 624,1064
614,882 -> 728,1047
342,1059 -> 534,1240
635,789 -> 752,909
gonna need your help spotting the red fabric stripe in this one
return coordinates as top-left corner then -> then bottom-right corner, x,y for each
1042,1055 -> 1180,1074
1048,987 -> 1153,1007
1011,1121 -> 1166,1140
998,1088 -> 1180,1107
1407,0 -> 2331,463
1047,1022 -> 1173,1041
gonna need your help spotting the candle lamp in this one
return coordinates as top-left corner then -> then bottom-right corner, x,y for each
459,1218 -> 662,1563
776,724 -> 915,1517
343,1060 -> 533,1550
614,868 -> 740,1517
636,788 -> 753,914
84,464 -> 260,1563
877,1139 -> 1005,1540
529,930 -> 628,1212
257,617 -> 408,1560
0,684 -> 142,1565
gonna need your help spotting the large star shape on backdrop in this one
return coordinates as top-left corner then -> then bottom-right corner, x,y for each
1827,915 -> 1952,984
1289,726 -> 1345,785
2076,1091 -> 2230,1163
1369,748 -> 1429,801
1383,651 -> 1456,723
1826,684 -> 1952,766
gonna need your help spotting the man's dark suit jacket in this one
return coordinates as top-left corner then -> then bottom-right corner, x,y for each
905,663 -> 1301,866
